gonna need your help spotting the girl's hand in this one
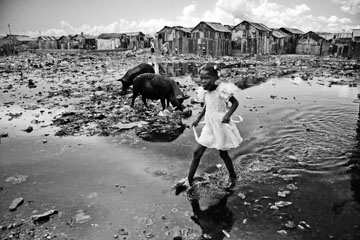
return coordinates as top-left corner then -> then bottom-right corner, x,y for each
222,115 -> 231,124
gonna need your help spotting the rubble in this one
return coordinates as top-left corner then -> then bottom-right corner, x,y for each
9,197 -> 24,211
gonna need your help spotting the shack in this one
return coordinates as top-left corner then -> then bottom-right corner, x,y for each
15,36 -> 37,51
191,21 -> 231,56
279,27 -> 304,54
171,26 -> 192,54
0,35 -> 14,55
97,33 -> 129,50
296,31 -> 329,56
38,36 -> 58,49
156,26 -> 192,54
352,29 -> 360,60
270,29 -> 290,55
125,32 -> 145,50
231,20 -> 272,55
334,32 -> 353,58
72,33 -> 96,50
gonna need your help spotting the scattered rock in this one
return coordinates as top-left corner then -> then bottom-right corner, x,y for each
31,209 -> 58,224
5,174 -> 28,184
9,197 -> 24,211
74,210 -> 91,224
22,126 -> 33,133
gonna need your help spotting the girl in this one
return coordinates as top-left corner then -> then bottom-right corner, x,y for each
188,63 -> 242,188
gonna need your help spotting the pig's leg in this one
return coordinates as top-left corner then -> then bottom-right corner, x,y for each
160,98 -> 166,110
142,95 -> 148,108
131,92 -> 138,108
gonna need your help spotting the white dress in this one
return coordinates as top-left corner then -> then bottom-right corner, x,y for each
196,82 -> 243,150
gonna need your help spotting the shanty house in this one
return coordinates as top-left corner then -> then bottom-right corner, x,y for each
334,32 -> 353,58
232,20 -> 272,55
125,32 -> 145,50
14,36 -> 37,51
156,26 -> 192,54
279,27 -> 304,53
97,33 -> 129,50
296,31 -> 330,56
38,36 -> 58,49
191,21 -> 232,56
352,29 -> 360,59
0,36 -> 13,55
72,33 -> 96,50
270,29 -> 290,55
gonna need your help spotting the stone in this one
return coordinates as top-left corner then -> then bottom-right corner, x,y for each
9,197 -> 24,211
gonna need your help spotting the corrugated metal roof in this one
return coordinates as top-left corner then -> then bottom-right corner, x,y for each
280,27 -> 304,35
125,32 -> 144,37
98,33 -> 127,39
301,31 -> 325,42
157,26 -> 172,34
336,32 -> 352,39
38,36 -> 58,41
194,22 -> 231,33
318,33 -> 335,40
173,26 -> 192,33
272,30 -> 288,38
246,21 -> 272,32
224,25 -> 234,31
16,36 -> 36,42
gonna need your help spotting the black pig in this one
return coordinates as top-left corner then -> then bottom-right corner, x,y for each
131,73 -> 186,110
118,63 -> 155,94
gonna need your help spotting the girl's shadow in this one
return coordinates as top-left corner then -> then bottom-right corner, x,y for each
189,190 -> 236,240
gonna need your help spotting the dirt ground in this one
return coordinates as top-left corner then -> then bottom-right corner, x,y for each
0,50 -> 359,240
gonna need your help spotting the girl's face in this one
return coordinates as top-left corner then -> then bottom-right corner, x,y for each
199,70 -> 218,91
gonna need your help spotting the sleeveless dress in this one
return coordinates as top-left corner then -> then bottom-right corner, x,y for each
196,82 -> 243,150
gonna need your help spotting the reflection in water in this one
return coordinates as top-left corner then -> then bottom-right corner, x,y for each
349,101 -> 360,204
189,192 -> 235,240
158,62 -> 200,77
157,62 -> 270,90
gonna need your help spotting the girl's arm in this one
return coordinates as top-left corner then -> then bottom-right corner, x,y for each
222,96 -> 239,123
192,106 -> 206,127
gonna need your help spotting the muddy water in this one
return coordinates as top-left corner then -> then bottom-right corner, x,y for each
147,65 -> 360,239
1,62 -> 360,240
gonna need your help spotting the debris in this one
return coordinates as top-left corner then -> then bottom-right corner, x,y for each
114,121 -> 148,131
0,133 -> 8,138
298,220 -> 311,229
277,230 -> 287,235
274,201 -> 292,208
222,230 -> 230,238
5,174 -> 28,184
286,184 -> 298,190
31,209 -> 58,224
9,197 -> 24,211
74,210 -> 91,224
285,221 -> 296,229
237,192 -> 246,199
22,126 -> 33,133
277,190 -> 291,198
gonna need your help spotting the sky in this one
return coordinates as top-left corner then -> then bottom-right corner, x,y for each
0,0 -> 359,37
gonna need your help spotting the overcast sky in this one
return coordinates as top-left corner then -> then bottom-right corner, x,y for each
0,0 -> 359,37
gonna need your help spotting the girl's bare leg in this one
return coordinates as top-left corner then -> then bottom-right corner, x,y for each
188,144 -> 207,185
219,150 -> 237,181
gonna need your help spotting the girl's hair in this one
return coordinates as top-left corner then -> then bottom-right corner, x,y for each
200,63 -> 219,79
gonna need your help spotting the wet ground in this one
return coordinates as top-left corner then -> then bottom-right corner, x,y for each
1,51 -> 360,240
